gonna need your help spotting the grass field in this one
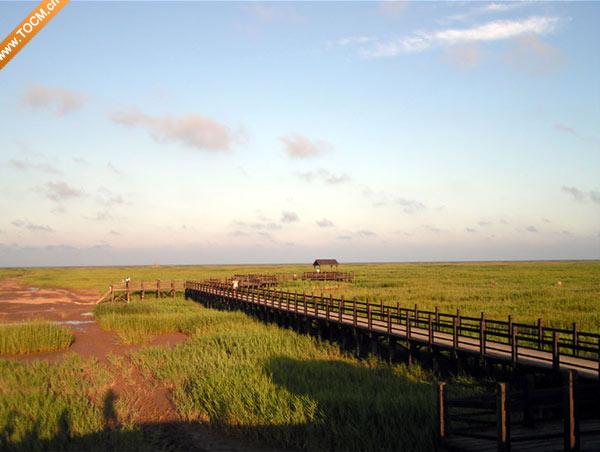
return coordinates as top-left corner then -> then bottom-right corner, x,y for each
0,321 -> 74,355
4,260 -> 599,330
0,354 -> 169,451
1,261 -> 598,450
103,298 -> 440,451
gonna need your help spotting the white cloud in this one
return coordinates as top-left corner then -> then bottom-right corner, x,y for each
8,158 -> 60,174
39,181 -> 84,202
345,16 -> 561,58
281,211 -> 300,223
298,169 -> 351,185
22,84 -> 86,115
280,134 -> 332,158
561,185 -> 586,202
110,108 -> 241,152
507,35 -> 563,75
316,218 -> 334,228
12,220 -> 53,233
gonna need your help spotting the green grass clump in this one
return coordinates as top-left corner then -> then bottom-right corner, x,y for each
0,322 -> 74,355
0,354 -> 166,451
131,305 -> 436,451
94,297 -> 244,343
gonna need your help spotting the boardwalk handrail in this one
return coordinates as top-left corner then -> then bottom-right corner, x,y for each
439,371 -> 600,451
184,280 -> 600,380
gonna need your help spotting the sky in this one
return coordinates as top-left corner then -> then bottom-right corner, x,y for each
0,1 -> 599,266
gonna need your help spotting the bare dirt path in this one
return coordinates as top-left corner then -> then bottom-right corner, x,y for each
0,277 -> 281,452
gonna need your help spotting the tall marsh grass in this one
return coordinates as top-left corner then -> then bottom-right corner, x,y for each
95,298 -> 244,343
0,321 -> 73,355
115,300 -> 438,451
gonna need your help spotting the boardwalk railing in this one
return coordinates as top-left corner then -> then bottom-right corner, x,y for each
438,371 -> 600,451
97,280 -> 185,304
231,274 -> 278,288
184,281 -> 600,380
302,271 -> 354,282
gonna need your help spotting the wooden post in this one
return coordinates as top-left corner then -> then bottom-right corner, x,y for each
171,280 -> 175,298
339,296 -> 344,323
480,312 -> 486,357
456,309 -> 461,333
387,311 -> 392,334
156,280 -> 160,299
414,303 -> 419,327
125,279 -> 130,303
452,317 -> 458,354
497,383 -> 510,452
508,315 -> 513,346
553,331 -> 560,371
511,327 -> 518,366
406,311 -> 411,340
437,383 -> 447,439
140,281 -> 145,300
353,301 -> 357,327
435,306 -> 439,332
538,318 -> 544,350
367,305 -> 372,330
572,322 -> 578,358
564,370 -> 579,451
428,312 -> 433,351
303,292 -> 307,315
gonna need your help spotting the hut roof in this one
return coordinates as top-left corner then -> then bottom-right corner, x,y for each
313,259 -> 339,266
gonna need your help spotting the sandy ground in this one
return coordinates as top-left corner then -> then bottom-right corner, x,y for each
0,277 -> 280,452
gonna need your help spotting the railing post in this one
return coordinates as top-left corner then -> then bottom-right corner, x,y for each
437,382 -> 447,439
368,305 -> 372,330
511,326 -> 518,366
480,312 -> 486,357
353,301 -> 357,327
538,318 -> 544,350
572,322 -> 578,358
387,310 -> 392,334
497,383 -> 510,452
156,280 -> 160,299
428,312 -> 433,351
406,311 -> 411,340
564,370 -> 579,451
435,306 -> 439,332
452,317 -> 458,355
553,331 -> 560,371
508,315 -> 513,346
339,296 -> 344,323
303,292 -> 307,315
414,303 -> 419,327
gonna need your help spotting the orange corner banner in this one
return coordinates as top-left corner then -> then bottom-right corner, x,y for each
0,0 -> 70,70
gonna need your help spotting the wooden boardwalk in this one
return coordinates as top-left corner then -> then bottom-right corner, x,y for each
185,281 -> 600,380
185,280 -> 600,451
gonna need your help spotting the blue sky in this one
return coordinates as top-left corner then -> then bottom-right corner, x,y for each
0,1 -> 599,266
